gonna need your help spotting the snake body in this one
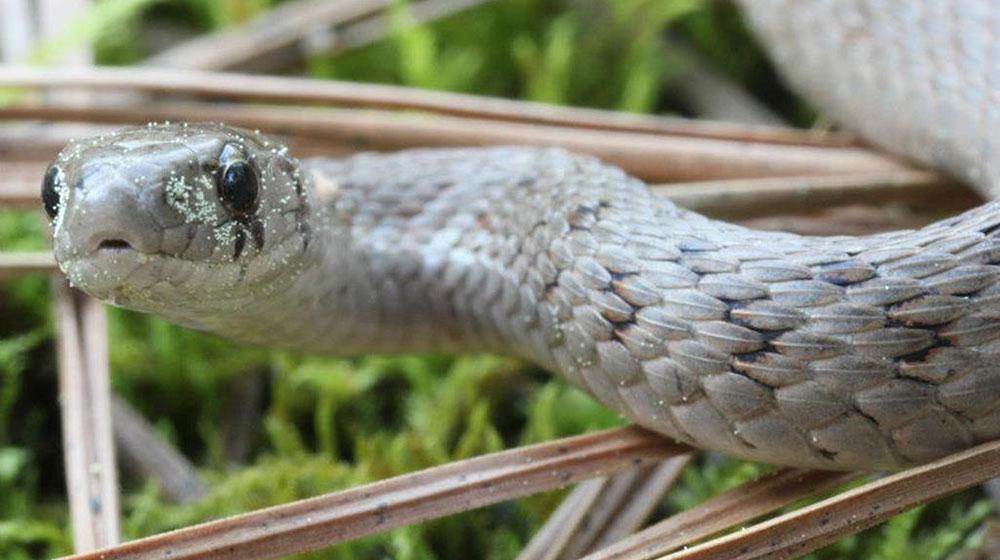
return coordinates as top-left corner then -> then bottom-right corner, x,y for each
740,1 -> 1000,198
47,2 -> 1000,471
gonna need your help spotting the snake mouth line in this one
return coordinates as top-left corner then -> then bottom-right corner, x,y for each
95,238 -> 135,253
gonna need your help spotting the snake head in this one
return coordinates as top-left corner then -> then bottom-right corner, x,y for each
46,123 -> 313,325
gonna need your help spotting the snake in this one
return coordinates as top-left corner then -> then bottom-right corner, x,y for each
41,1 -> 1000,471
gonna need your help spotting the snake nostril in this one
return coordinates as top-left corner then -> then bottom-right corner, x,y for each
96,238 -> 134,252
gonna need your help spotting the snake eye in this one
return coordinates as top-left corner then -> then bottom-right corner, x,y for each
41,165 -> 63,220
218,161 -> 258,214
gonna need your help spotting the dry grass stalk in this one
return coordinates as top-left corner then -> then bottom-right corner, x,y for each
521,463 -> 677,560
52,280 -> 121,550
742,205 -> 941,236
0,131 -> 353,171
0,161 -> 46,208
653,171 -> 977,220
0,66 -> 857,146
147,0 -> 494,71
0,136 -> 70,162
311,0 -> 497,59
59,427 -> 686,560
0,251 -> 56,276
111,397 -> 209,504
583,469 -> 855,560
667,40 -> 784,127
516,478 -> 609,560
555,456 -> 692,559
219,368 -> 269,467
0,103 -> 913,183
145,0 -> 403,70
586,456 -> 693,551
22,0 -> 124,551
658,439 -> 1000,560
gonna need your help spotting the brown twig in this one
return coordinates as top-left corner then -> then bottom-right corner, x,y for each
583,469 -> 856,560
653,171 -> 977,219
0,66 -> 858,146
657,439 -> 1000,560
53,280 -> 121,550
0,103 -> 913,183
59,426 -> 686,560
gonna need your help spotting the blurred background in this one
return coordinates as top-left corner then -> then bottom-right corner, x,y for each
0,1 -> 992,559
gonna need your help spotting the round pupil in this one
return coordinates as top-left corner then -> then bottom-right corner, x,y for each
219,161 -> 258,213
41,165 -> 62,220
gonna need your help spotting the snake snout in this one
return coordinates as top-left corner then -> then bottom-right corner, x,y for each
56,172 -> 164,260
74,203 -> 163,258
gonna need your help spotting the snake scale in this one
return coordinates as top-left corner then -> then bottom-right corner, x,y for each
44,1 -> 1000,471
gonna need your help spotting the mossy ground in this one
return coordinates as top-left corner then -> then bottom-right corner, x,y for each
0,1 -> 991,558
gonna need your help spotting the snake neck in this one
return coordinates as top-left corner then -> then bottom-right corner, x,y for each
229,147 -> 663,359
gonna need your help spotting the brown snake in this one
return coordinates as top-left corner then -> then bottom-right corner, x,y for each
45,2 -> 1000,471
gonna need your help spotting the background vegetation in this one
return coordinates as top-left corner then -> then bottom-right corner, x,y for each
0,1 -> 992,558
